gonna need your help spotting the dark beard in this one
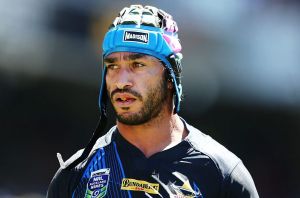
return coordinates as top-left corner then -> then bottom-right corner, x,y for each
112,78 -> 168,125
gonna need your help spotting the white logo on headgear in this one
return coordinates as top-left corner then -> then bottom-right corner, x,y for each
124,31 -> 149,44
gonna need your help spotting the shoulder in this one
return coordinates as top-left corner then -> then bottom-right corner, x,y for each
184,121 -> 259,197
185,123 -> 241,178
59,126 -> 117,170
47,126 -> 117,198
46,149 -> 85,197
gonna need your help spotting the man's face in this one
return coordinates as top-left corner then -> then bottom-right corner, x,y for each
104,52 -> 170,125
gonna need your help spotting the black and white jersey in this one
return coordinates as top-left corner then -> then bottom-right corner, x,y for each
47,120 -> 259,198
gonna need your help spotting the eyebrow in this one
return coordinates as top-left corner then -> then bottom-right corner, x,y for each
104,53 -> 147,63
127,53 -> 146,60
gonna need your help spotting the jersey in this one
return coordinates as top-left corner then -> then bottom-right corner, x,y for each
47,119 -> 259,198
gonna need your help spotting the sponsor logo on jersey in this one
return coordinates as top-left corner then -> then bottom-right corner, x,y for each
123,31 -> 149,44
121,178 -> 159,194
170,172 -> 202,198
84,168 -> 110,198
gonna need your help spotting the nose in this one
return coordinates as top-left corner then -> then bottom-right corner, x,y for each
115,68 -> 133,90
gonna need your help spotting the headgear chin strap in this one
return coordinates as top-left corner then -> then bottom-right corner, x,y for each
67,5 -> 183,170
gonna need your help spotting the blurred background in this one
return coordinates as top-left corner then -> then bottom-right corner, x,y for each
0,0 -> 299,197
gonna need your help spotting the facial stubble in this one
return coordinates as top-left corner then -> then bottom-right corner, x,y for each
111,76 -> 169,125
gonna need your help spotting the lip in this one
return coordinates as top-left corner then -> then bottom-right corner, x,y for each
113,93 -> 137,106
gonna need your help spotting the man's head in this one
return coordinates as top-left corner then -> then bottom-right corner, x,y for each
99,5 -> 183,120
104,52 -> 172,125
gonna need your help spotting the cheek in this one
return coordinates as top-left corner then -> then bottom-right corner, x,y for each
143,68 -> 164,83
141,77 -> 163,94
147,67 -> 163,76
105,77 -> 112,94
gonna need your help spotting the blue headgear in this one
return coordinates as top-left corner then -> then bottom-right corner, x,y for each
99,5 -> 183,114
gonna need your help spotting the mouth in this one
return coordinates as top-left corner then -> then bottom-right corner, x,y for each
114,94 -> 137,106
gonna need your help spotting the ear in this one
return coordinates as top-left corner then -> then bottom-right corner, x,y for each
167,80 -> 173,89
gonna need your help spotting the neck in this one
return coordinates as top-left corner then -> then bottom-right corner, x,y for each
116,110 -> 188,158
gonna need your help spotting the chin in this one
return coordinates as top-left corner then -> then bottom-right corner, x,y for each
116,111 -> 149,125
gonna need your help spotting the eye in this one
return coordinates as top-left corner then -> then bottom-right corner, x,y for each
106,64 -> 119,70
132,62 -> 146,68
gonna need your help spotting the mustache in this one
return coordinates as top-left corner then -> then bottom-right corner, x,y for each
110,88 -> 143,101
